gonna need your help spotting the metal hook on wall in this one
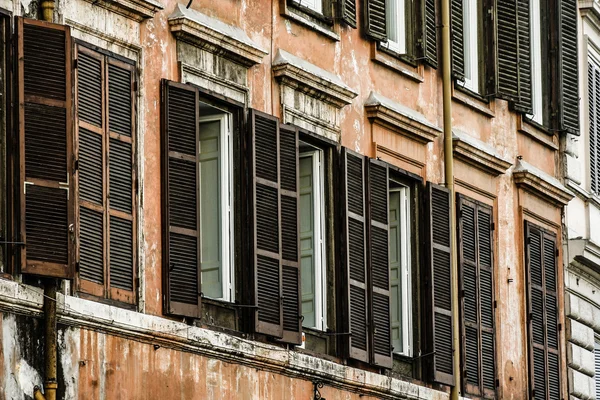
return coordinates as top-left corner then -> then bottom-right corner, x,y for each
313,381 -> 325,400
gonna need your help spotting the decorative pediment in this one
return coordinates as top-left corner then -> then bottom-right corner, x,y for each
452,129 -> 512,176
169,4 -> 268,67
365,91 -> 441,144
82,0 -> 163,21
513,159 -> 575,206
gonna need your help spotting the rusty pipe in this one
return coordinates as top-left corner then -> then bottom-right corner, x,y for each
40,0 -> 55,22
43,280 -> 58,400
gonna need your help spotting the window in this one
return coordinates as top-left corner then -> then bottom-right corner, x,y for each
529,0 -> 544,124
462,0 -> 479,93
389,180 -> 411,356
75,44 -> 137,304
299,144 -> 326,331
589,50 -> 600,194
295,0 -> 323,14
384,0 -> 408,55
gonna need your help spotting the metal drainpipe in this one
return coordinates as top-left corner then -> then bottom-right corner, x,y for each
40,0 -> 54,22
34,280 -> 58,400
440,0 -> 460,397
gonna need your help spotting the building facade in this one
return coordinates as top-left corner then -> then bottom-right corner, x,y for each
0,0 -> 582,399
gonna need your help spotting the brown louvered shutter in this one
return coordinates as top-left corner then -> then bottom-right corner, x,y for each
457,196 -> 496,397
279,124 -> 301,344
339,0 -> 357,28
589,59 -> 600,194
161,80 -> 201,318
368,159 -> 392,368
250,109 -> 283,338
426,182 -> 455,385
364,0 -> 387,41
556,0 -> 579,135
17,18 -> 74,278
450,0 -> 465,80
342,148 -> 369,362
496,0 -> 532,112
419,0 -> 438,68
525,222 -> 560,399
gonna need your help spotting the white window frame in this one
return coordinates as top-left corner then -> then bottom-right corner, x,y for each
198,113 -> 234,302
297,0 -> 322,14
384,0 -> 407,55
529,0 -> 543,124
300,149 -> 327,331
390,184 -> 412,357
462,0 -> 479,93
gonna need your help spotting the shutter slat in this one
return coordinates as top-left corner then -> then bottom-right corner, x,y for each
364,0 -> 387,41
77,52 -> 103,127
109,138 -> 132,214
451,0 -> 465,80
421,0 -> 438,67
338,0 -> 357,27
108,64 -> 132,137
79,128 -> 103,204
109,216 -> 133,291
558,0 -> 579,134
79,207 -> 104,284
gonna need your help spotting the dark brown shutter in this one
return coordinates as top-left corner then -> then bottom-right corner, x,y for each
368,159 -> 392,368
496,0 -> 532,112
279,124 -> 301,344
250,109 -> 283,338
419,0 -> 438,68
339,0 -> 357,28
589,59 -> 600,194
426,182 -> 454,386
457,195 -> 495,397
342,148 -> 369,362
557,0 -> 579,135
525,222 -> 560,399
363,0 -> 387,41
161,80 -> 201,318
451,0 -> 465,80
17,18 -> 74,278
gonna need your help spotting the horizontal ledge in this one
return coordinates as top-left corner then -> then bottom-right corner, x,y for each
82,0 -> 163,21
513,159 -> 575,206
452,129 -> 512,176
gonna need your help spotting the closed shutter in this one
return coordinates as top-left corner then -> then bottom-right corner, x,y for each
496,0 -> 532,112
342,148 -> 369,362
557,0 -> 579,135
525,222 -> 560,399
420,0 -> 438,68
364,0 -> 387,41
589,58 -> 600,195
595,341 -> 600,397
279,124 -> 301,345
368,159 -> 392,368
250,109 -> 283,338
426,182 -> 455,386
457,195 -> 496,397
17,18 -> 74,278
339,0 -> 357,28
161,80 -> 201,318
451,0 -> 465,80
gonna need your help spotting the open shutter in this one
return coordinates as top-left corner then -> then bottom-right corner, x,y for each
250,109 -> 283,338
450,0 -> 465,80
339,0 -> 357,28
161,80 -> 201,318
363,0 -> 387,41
426,182 -> 455,385
589,59 -> 600,194
368,159 -> 392,368
342,148 -> 369,362
279,124 -> 301,344
17,18 -> 74,278
557,0 -> 579,135
419,0 -> 438,68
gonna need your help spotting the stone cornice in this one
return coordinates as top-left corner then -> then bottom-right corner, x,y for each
580,0 -> 600,32
513,159 -> 575,206
83,0 -> 163,21
365,91 -> 441,143
452,129 -> 512,176
273,49 -> 357,107
169,4 -> 268,67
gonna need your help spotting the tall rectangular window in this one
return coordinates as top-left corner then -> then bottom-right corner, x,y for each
300,144 -> 326,331
389,180 -> 411,356
530,0 -> 543,124
462,0 -> 479,93
385,0 -> 407,54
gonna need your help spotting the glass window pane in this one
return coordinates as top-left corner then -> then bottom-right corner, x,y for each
300,155 -> 316,328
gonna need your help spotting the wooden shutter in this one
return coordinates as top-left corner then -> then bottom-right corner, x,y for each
496,0 -> 532,112
426,182 -> 454,385
457,196 -> 496,397
339,0 -> 357,28
250,109 -> 283,338
17,18 -> 74,278
556,0 -> 579,135
419,0 -> 438,68
525,222 -> 560,399
364,0 -> 387,41
368,159 -> 392,368
589,59 -> 600,194
595,342 -> 600,397
161,80 -> 201,318
279,124 -> 301,344
450,0 -> 465,80
342,148 -> 369,362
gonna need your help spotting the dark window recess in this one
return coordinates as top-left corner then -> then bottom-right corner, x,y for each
524,222 -> 560,400
457,195 -> 496,398
17,17 -> 74,279
76,44 -> 136,304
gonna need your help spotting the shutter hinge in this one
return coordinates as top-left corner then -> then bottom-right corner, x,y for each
73,58 -> 78,69
558,323 -> 562,331
526,237 -> 531,245
133,81 -> 138,92
73,157 -> 79,172
491,222 -> 495,231
556,248 -> 559,257
75,261 -> 80,272
494,300 -> 497,309
461,289 -> 465,297
496,378 -> 500,388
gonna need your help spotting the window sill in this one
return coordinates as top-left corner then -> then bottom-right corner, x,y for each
371,42 -> 424,83
517,114 -> 558,150
280,0 -> 340,41
452,83 -> 495,118
77,291 -> 137,311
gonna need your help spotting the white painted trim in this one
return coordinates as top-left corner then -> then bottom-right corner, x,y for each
383,0 -> 406,55
529,0 -> 543,124
462,0 -> 479,93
